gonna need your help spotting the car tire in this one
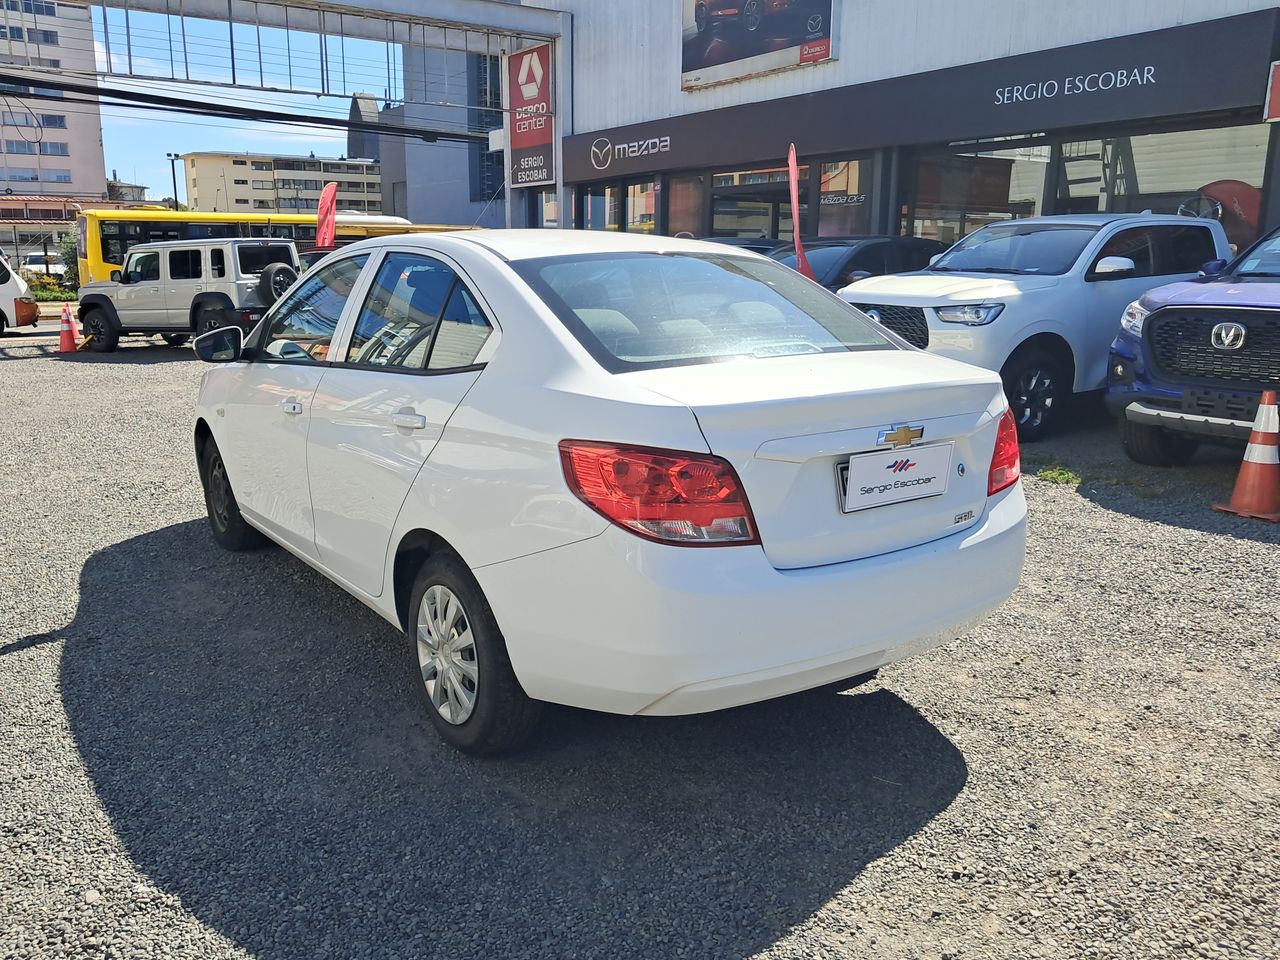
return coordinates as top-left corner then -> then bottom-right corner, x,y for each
161,333 -> 189,347
407,552 -> 542,756
694,1 -> 709,32
0,314 -> 7,337
1119,417 -> 1199,467
742,0 -> 762,31
1001,346 -> 1068,443
199,438 -> 268,551
258,263 -> 298,306
81,308 -> 119,353
195,305 -> 231,337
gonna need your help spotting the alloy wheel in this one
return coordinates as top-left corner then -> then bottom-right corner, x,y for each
1013,367 -> 1055,430
416,584 -> 479,725
743,0 -> 762,31
207,455 -> 232,532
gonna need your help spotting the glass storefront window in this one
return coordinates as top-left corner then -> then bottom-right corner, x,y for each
1056,124 -> 1268,249
710,163 -> 808,239
533,188 -> 560,228
910,145 -> 1050,243
582,184 -> 622,231
818,159 -> 872,236
626,180 -> 657,233
666,174 -> 704,237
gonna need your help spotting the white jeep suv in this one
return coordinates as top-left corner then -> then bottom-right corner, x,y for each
840,214 -> 1232,440
78,238 -> 300,352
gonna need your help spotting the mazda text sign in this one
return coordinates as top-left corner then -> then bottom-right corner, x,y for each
508,43 -> 555,187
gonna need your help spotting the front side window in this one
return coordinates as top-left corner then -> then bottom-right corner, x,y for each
1093,227 -> 1158,277
1162,225 -> 1217,273
259,255 -> 368,362
168,249 -> 201,280
345,253 -> 455,370
931,222 -> 1100,276
125,251 -> 159,283
514,251 -> 893,373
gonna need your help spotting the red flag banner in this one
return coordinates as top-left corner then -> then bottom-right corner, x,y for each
787,143 -> 815,281
316,182 -> 338,247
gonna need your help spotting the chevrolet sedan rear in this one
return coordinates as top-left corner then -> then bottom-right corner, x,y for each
192,230 -> 1026,754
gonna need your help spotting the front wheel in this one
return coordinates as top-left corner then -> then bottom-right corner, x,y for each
1119,417 -> 1199,467
81,308 -> 119,353
199,438 -> 268,551
408,553 -> 541,755
1002,347 -> 1068,442
161,333 -> 189,347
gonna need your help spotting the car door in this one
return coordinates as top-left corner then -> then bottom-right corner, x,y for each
307,249 -> 496,596
165,247 -> 204,325
218,253 -> 370,558
115,249 -> 165,327
1081,223 -> 1216,388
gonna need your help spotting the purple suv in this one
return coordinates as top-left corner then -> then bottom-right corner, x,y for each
1106,227 -> 1280,465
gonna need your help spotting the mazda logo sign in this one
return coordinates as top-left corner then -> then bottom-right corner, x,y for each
1210,321 -> 1247,351
590,138 -> 613,171
807,14 -> 824,31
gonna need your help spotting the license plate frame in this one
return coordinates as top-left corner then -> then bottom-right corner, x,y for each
837,442 -> 954,514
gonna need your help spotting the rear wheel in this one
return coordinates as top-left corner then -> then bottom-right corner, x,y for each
195,305 -> 230,337
1002,346 -> 1068,442
161,333 -> 189,347
1119,417 -> 1199,466
408,552 -> 541,755
82,308 -> 119,353
199,438 -> 267,551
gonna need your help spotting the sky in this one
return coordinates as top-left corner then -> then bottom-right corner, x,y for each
92,8 -> 406,200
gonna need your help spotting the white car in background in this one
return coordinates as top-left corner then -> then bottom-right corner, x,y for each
192,230 -> 1027,754
0,256 -> 38,336
840,214 -> 1232,440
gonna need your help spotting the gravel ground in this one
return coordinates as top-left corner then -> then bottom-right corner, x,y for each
1,330 -> 1277,960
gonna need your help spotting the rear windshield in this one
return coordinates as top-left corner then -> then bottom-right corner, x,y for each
237,244 -> 295,275
513,251 -> 894,372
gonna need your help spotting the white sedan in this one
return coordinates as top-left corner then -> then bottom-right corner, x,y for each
192,230 -> 1027,754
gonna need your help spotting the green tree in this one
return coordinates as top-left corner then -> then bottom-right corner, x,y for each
58,232 -> 79,290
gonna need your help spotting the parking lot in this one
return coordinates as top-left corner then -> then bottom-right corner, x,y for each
1,332 -> 1277,959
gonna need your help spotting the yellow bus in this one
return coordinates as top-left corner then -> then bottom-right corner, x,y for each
76,209 -> 473,284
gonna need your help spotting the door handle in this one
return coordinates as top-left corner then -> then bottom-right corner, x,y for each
390,408 -> 426,430
281,398 -> 304,416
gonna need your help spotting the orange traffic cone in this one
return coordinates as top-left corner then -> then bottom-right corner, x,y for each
1213,390 -> 1280,523
57,302 -> 76,353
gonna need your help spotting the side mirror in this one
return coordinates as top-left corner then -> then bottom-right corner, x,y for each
1199,259 -> 1228,277
110,270 -> 123,283
928,254 -> 943,266
1092,256 -> 1136,280
842,270 -> 873,285
193,325 -> 244,363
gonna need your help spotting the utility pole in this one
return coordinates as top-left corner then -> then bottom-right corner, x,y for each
166,152 -> 181,210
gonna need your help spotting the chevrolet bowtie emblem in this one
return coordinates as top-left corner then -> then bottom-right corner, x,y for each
878,424 -> 924,448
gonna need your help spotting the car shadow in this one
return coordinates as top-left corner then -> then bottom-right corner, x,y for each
0,342 -> 196,364
1024,397 -> 1280,544
54,521 -> 967,959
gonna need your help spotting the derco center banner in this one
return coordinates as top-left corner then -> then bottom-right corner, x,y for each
507,43 -> 555,187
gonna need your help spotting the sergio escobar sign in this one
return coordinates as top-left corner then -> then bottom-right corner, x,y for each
508,43 -> 555,187
995,64 -> 1156,105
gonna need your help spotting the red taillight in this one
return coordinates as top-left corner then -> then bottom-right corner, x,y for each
559,440 -> 760,546
988,408 -> 1021,496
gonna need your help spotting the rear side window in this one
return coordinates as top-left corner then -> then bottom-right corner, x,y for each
516,252 -> 892,372
237,244 -> 295,275
1164,225 -> 1217,273
210,248 -> 225,278
428,285 -> 492,370
169,249 -> 201,280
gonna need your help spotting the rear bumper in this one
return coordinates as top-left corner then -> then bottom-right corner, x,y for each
13,298 -> 38,328
476,482 -> 1027,716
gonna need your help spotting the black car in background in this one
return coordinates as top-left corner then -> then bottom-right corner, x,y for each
697,236 -> 786,255
770,236 -> 949,290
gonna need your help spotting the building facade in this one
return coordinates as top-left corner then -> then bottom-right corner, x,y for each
0,0 -> 107,200
181,152 -> 382,215
517,0 -> 1280,253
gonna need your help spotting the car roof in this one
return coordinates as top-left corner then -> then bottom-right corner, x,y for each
124,238 -> 297,251
448,229 -> 760,262
991,213 -> 1198,228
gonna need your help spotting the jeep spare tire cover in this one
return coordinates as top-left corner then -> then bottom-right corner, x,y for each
258,262 -> 298,305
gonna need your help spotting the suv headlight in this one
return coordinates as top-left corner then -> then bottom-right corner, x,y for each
1121,300 -> 1150,337
935,303 -> 1004,325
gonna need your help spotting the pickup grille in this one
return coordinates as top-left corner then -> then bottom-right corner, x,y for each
849,303 -> 929,349
1147,309 -> 1280,386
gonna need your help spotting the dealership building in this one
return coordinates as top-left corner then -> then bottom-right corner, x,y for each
507,1 -> 1280,252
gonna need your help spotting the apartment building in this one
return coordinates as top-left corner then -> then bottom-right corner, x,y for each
182,152 -> 382,214
0,0 -> 107,199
